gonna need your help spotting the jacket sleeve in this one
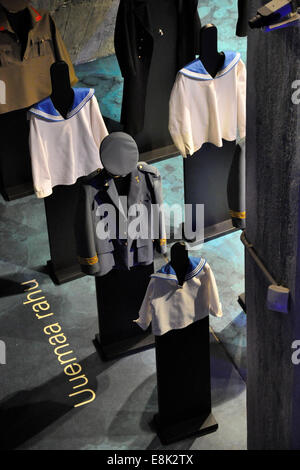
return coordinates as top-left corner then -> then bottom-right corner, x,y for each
114,0 -> 136,78
134,279 -> 154,330
29,114 -> 53,198
227,138 -> 246,229
236,0 -> 249,37
169,75 -> 192,157
237,59 -> 246,139
151,170 -> 167,255
89,95 -> 109,150
206,263 -> 223,318
49,14 -> 78,86
74,183 -> 101,275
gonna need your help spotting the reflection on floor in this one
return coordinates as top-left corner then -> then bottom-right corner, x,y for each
0,0 -> 247,451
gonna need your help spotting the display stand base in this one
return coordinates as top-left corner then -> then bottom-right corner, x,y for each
94,332 -> 155,361
204,219 -> 237,242
140,144 -> 179,164
153,412 -> 218,445
47,260 -> 85,285
238,293 -> 246,313
181,219 -> 237,246
44,182 -> 84,285
94,264 -> 155,361
2,182 -> 34,201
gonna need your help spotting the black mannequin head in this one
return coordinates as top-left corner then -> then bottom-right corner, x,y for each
50,61 -> 74,119
50,61 -> 72,95
199,24 -> 225,78
170,242 -> 189,287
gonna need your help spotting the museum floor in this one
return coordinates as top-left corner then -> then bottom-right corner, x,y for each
0,0 -> 247,451
0,196 -> 246,450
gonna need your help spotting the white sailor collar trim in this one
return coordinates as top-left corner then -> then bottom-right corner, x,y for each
180,51 -> 241,81
151,257 -> 206,283
28,88 -> 95,122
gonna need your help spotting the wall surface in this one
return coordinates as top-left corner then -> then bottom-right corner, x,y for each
32,0 -> 119,63
246,0 -> 300,450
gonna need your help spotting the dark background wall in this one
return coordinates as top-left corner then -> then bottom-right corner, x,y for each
31,0 -> 119,63
246,0 -> 300,450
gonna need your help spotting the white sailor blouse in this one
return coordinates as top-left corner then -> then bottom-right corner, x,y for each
169,51 -> 246,157
28,87 -> 108,198
135,257 -> 222,336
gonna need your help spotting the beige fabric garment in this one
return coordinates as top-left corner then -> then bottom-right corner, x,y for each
135,258 -> 222,336
169,51 -> 246,157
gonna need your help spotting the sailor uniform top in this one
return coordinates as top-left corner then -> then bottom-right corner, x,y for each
135,257 -> 222,336
168,51 -> 246,157
28,88 -> 108,198
0,3 -> 77,114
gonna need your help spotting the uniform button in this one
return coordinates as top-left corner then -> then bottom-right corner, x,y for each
125,242 -> 128,246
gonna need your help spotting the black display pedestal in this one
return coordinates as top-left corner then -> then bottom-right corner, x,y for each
44,181 -> 84,285
0,108 -> 34,201
153,317 -> 218,445
94,263 -> 155,361
184,140 -> 237,240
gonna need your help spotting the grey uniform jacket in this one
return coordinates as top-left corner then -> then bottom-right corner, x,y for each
75,162 -> 167,277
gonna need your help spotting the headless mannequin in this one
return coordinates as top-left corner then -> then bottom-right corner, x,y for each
50,61 -> 74,119
198,24 -> 225,78
170,242 -> 189,287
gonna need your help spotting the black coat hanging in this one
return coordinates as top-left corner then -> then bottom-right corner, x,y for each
114,0 -> 201,138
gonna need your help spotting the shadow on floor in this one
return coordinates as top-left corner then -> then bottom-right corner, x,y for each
215,312 -> 247,381
0,278 -> 27,297
0,351 -> 116,450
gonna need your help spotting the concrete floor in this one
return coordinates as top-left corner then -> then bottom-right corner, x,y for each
0,0 -> 247,451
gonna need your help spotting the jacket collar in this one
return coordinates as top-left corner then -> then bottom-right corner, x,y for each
95,165 -> 142,220
28,88 -> 95,122
151,257 -> 206,282
0,3 -> 42,33
180,51 -> 241,81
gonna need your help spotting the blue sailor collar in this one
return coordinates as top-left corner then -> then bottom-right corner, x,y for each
180,51 -> 241,81
151,257 -> 206,283
28,88 -> 95,122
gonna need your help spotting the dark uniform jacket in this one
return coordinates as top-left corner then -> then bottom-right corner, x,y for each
227,138 -> 246,229
75,163 -> 167,277
114,0 -> 201,136
0,2 -> 77,114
